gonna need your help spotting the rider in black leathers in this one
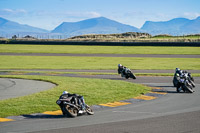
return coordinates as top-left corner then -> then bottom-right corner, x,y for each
175,68 -> 194,82
174,68 -> 195,91
118,64 -> 127,77
60,91 -> 86,113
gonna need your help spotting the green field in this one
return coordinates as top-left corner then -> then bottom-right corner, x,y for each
0,55 -> 199,70
0,44 -> 200,55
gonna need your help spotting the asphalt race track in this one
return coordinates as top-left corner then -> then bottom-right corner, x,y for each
0,53 -> 200,133
0,74 -> 200,133
0,78 -> 56,100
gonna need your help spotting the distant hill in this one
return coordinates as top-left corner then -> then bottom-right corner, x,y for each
181,16 -> 200,34
1,16 -> 200,38
51,17 -> 141,36
141,16 -> 200,35
0,17 -> 48,35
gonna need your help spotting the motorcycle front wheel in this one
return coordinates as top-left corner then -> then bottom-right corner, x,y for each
130,73 -> 136,79
85,105 -> 94,115
184,81 -> 194,93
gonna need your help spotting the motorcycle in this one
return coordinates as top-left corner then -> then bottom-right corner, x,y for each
56,95 -> 94,117
176,73 -> 195,93
173,70 -> 195,88
123,68 -> 136,79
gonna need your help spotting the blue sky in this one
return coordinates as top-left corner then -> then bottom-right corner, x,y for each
0,0 -> 200,30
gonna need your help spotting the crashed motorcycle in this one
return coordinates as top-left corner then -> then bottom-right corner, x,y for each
56,94 -> 94,117
176,73 -> 195,93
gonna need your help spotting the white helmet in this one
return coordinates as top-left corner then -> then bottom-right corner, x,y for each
118,64 -> 122,67
62,91 -> 68,94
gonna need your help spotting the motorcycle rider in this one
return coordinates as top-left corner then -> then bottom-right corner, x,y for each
175,68 -> 183,76
118,64 -> 127,77
173,68 -> 183,87
60,91 -> 86,114
175,68 -> 194,82
174,68 -> 195,92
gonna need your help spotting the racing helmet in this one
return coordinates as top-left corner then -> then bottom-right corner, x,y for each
62,91 -> 68,94
118,64 -> 122,67
176,68 -> 180,72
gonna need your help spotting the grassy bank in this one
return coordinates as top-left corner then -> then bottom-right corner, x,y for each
0,44 -> 200,55
0,75 -> 150,117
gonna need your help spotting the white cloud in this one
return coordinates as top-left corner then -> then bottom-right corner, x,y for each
62,11 -> 101,18
2,8 -> 13,13
183,12 -> 200,19
88,12 -> 101,17
0,8 -> 27,17
2,8 -> 27,14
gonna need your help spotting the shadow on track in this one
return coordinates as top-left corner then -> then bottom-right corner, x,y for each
22,114 -> 68,119
153,85 -> 178,93
154,85 -> 194,94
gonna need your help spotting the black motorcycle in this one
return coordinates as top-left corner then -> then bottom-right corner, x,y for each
56,95 -> 94,117
176,73 -> 195,93
119,67 -> 136,79
173,72 -> 195,87
125,68 -> 136,79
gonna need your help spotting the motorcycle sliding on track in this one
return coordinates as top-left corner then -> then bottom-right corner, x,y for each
118,64 -> 136,79
173,68 -> 195,93
56,91 -> 94,117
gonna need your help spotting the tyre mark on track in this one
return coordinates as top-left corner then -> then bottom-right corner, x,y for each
0,53 -> 199,58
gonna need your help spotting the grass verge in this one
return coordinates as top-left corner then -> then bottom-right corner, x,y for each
0,75 -> 150,118
0,44 -> 200,55
0,56 -> 199,70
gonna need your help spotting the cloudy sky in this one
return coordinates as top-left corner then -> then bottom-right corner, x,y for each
0,0 -> 200,30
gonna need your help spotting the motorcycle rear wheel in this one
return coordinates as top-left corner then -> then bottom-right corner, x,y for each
125,75 -> 129,79
63,105 -> 78,117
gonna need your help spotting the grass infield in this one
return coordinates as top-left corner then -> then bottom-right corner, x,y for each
0,56 -> 199,70
0,44 -> 200,55
0,75 -> 150,118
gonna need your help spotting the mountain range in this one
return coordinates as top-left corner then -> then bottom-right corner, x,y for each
0,16 -> 200,37
141,16 -> 200,35
0,17 -> 48,35
51,17 -> 140,36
